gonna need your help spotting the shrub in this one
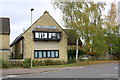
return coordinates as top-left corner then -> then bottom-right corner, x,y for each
17,54 -> 23,59
42,60 -> 66,66
2,59 -> 10,68
33,60 -> 42,66
10,61 -> 23,67
23,58 -> 31,68
43,60 -> 53,66
67,59 -> 76,64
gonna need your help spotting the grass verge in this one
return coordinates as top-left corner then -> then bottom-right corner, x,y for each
33,60 -> 118,68
1,60 -> 118,69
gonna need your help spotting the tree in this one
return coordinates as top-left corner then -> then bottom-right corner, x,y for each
52,1 -> 107,60
104,2 -> 119,59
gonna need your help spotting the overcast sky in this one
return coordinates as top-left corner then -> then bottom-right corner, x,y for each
0,0 -> 119,44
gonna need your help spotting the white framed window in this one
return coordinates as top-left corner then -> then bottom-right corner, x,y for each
44,33 -> 47,38
35,32 -> 39,38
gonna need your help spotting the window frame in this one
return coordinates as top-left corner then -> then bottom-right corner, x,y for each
33,31 -> 61,41
34,50 -> 59,58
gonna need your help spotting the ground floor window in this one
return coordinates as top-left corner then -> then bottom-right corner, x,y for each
34,50 -> 59,58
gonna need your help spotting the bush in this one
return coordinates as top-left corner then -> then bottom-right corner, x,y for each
33,60 -> 42,66
23,58 -> 31,68
42,60 -> 66,66
43,60 -> 53,66
68,49 -> 86,60
2,59 -> 10,68
67,59 -> 76,64
17,54 -> 23,59
10,61 -> 23,67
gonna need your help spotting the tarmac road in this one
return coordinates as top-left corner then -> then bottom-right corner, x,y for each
13,62 -> 118,78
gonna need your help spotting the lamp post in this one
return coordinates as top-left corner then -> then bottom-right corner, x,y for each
30,8 -> 34,68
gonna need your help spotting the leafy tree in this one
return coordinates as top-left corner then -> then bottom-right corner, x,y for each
53,1 -> 107,59
104,2 -> 119,59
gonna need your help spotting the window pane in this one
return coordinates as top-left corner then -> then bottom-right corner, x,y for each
44,33 -> 47,38
39,33 -> 41,39
49,33 -> 52,38
57,33 -> 60,39
47,51 -> 51,57
34,51 -> 38,58
55,51 -> 58,57
38,51 -> 42,58
51,51 -> 55,57
41,32 -> 44,39
43,51 -> 46,57
51,33 -> 56,39
35,32 -> 39,38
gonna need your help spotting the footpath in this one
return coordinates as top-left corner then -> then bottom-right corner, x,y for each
1,66 -> 83,75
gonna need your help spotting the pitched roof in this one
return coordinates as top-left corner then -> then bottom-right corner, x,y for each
10,34 -> 24,47
10,11 -> 68,46
0,18 -> 10,34
64,29 -> 82,45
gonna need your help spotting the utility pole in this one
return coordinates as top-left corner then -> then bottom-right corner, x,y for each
30,8 -> 34,68
76,38 -> 79,62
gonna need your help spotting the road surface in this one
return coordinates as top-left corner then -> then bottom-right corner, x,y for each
2,62 -> 119,79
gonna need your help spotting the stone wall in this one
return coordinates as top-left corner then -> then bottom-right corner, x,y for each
0,34 -> 10,49
22,12 -> 68,61
0,34 -> 10,60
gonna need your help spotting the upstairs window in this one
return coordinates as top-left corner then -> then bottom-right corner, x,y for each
34,32 -> 61,41
35,32 -> 39,38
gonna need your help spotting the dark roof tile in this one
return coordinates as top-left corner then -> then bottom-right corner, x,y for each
64,29 -> 82,45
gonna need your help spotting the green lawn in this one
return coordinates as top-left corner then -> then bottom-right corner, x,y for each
33,61 -> 117,68
1,60 -> 118,69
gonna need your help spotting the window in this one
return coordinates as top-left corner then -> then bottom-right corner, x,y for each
35,32 -> 39,38
49,33 -> 52,39
39,33 -> 41,39
34,51 -> 38,58
34,50 -> 59,58
41,32 -> 44,39
34,32 -> 61,41
51,33 -> 56,39
51,51 -> 55,57
55,51 -> 59,57
47,51 -> 51,57
43,51 -> 46,57
56,33 -> 60,39
43,33 -> 47,38
38,51 -> 42,58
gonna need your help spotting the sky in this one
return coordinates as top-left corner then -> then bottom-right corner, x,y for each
0,0 -> 119,44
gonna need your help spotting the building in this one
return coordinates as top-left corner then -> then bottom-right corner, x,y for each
0,18 -> 11,60
64,29 -> 82,50
10,11 -> 82,61
10,11 -> 68,61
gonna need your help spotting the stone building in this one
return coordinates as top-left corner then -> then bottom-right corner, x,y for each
0,17 -> 11,60
10,11 -> 82,61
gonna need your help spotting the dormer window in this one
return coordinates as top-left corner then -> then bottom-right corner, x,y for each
34,32 -> 61,41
